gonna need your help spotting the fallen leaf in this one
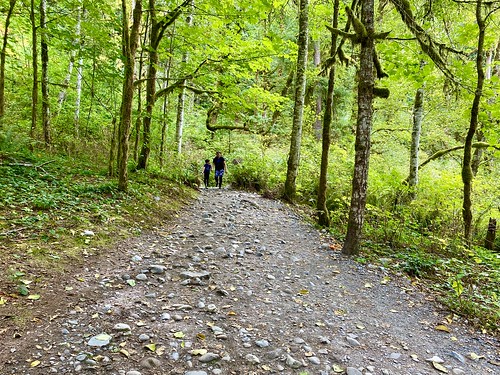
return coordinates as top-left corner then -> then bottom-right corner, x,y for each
196,333 -> 206,340
30,360 -> 41,367
364,283 -> 373,288
0,297 -> 7,305
191,349 -> 208,356
356,324 -> 365,330
227,311 -> 237,316
468,352 -> 484,360
173,331 -> 185,339
432,361 -> 448,373
380,276 -> 391,285
144,343 -> 156,352
332,364 -> 344,373
27,294 -> 40,300
126,280 -> 136,287
435,325 -> 450,333
298,289 -> 309,295
119,349 -> 130,358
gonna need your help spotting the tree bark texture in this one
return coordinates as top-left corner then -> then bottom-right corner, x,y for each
342,0 -> 375,256
408,88 -> 423,198
283,0 -> 309,202
0,0 -> 16,119
30,0 -> 37,142
484,218 -> 496,250
462,0 -> 485,243
118,0 -> 142,191
317,0 -> 340,227
313,40 -> 322,140
40,0 -> 51,146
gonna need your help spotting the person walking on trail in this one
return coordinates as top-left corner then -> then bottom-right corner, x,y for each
202,159 -> 212,189
212,151 -> 227,188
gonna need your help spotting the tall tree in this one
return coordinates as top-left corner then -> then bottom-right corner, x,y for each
30,0 -> 38,142
317,0 -> 340,227
283,0 -> 309,202
0,0 -> 16,119
117,0 -> 142,191
40,0 -> 51,146
175,0 -> 193,155
342,1 -> 375,255
408,87 -> 424,199
462,0 -> 488,243
137,0 -> 191,169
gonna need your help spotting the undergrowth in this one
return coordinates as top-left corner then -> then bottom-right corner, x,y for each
0,152 -> 196,296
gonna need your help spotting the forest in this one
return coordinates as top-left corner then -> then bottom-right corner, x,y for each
0,0 -> 499,331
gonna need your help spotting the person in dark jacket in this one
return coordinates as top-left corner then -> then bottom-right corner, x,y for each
212,151 -> 227,188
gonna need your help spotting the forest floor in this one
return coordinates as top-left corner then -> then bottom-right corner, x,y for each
0,188 -> 499,375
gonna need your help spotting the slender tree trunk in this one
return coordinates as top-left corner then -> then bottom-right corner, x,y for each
117,0 -> 142,191
30,0 -> 38,142
0,0 -> 16,119
313,40 -> 322,140
159,42 -> 174,168
283,0 -> 309,202
74,56 -> 83,135
40,0 -> 51,146
462,0 -> 485,243
57,1 -> 82,116
408,88 -> 424,198
133,12 -> 149,163
108,116 -> 117,177
342,0 -> 375,256
175,0 -> 193,155
317,0 -> 339,227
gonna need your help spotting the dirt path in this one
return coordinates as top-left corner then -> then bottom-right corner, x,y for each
1,189 -> 498,375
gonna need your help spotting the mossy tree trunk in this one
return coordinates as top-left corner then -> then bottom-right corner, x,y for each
283,0 -> 309,203
462,0 -> 486,243
30,0 -> 37,143
342,0 -> 375,256
408,87 -> 424,199
317,0 -> 340,227
0,0 -> 16,120
117,0 -> 142,191
40,0 -> 51,147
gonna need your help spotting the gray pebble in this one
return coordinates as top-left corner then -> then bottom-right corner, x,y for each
199,352 -> 220,363
245,354 -> 260,364
135,273 -> 148,281
346,368 -> 363,375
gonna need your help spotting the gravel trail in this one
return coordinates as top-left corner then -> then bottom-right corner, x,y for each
1,189 -> 498,375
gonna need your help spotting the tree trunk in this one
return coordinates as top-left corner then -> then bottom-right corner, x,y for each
117,0 -> 142,191
408,88 -> 423,198
462,0 -> 486,244
313,40 -> 322,140
133,14 -> 148,163
74,56 -> 83,136
175,1 -> 193,155
342,0 -> 375,256
108,116 -> 117,177
40,0 -> 51,146
0,0 -> 16,119
317,0 -> 339,227
138,0 -> 192,167
283,0 -> 309,202
484,218 -> 496,250
30,0 -> 38,142
159,44 -> 174,168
